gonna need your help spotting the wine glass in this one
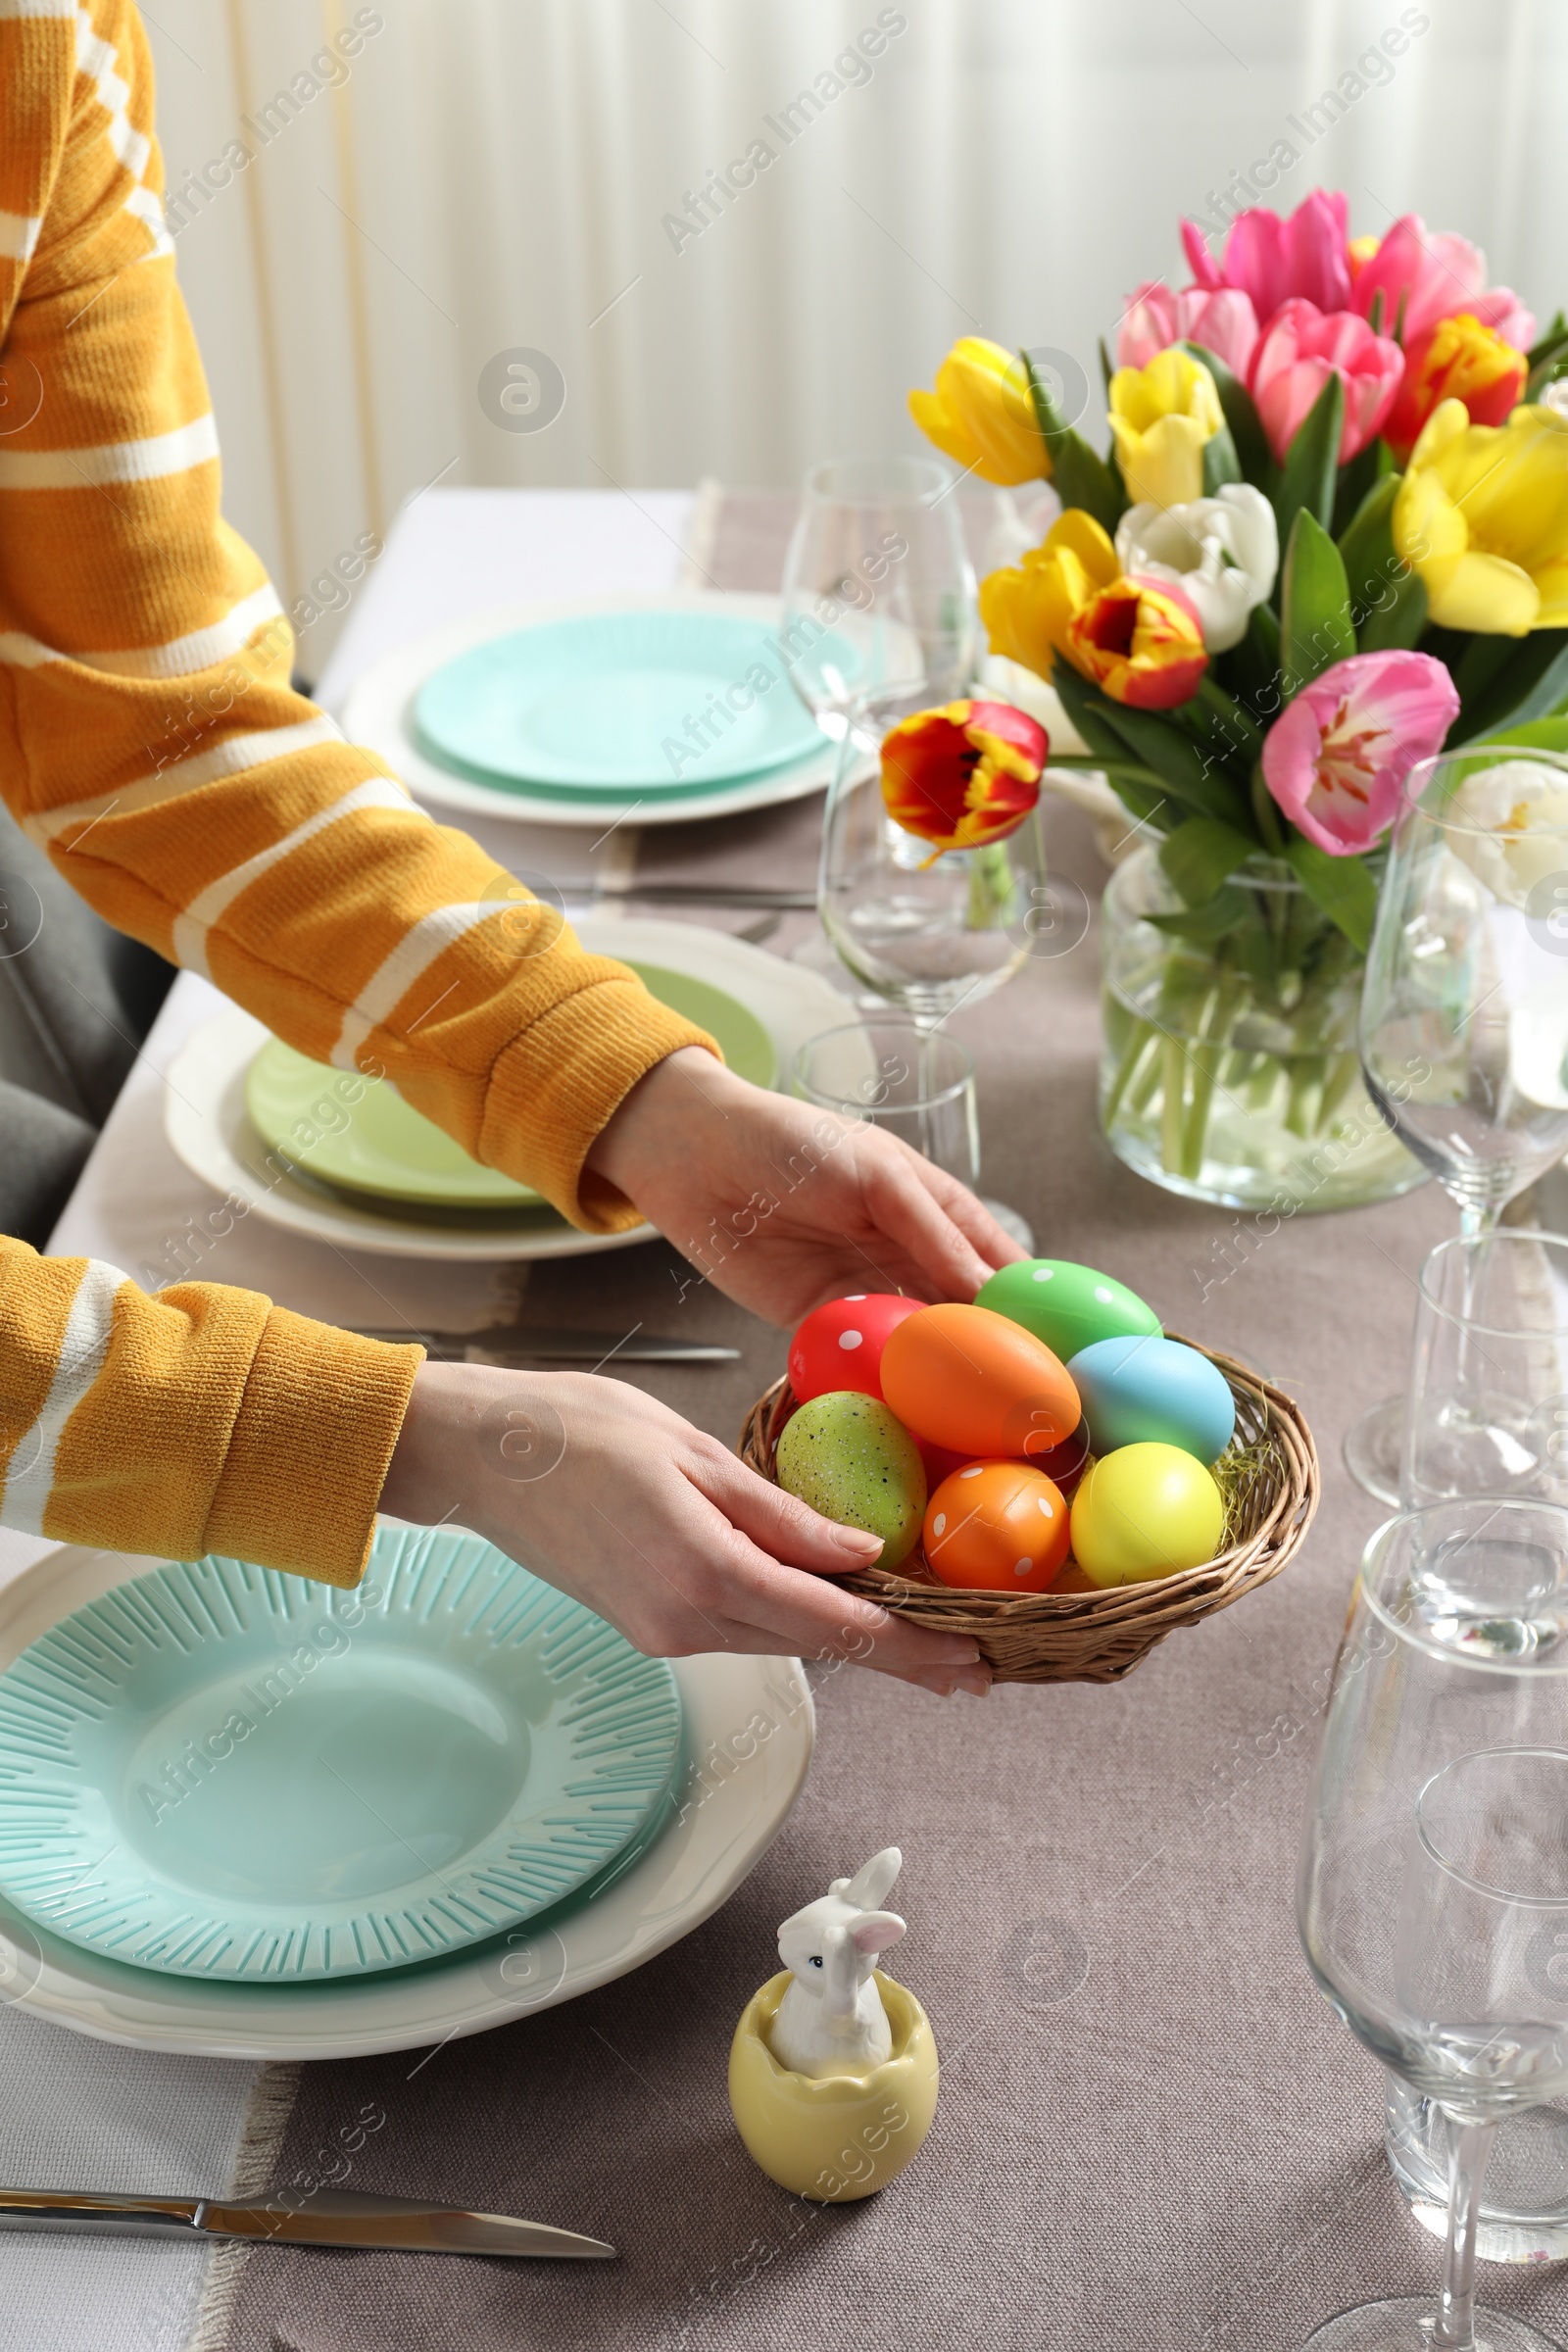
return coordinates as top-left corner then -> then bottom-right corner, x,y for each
1298,1498 -> 1568,2352
816,686 -> 1089,1250
1345,744 -> 1568,1504
779,456 -> 977,735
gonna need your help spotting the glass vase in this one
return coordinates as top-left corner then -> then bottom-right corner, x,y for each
1099,845 -> 1426,1214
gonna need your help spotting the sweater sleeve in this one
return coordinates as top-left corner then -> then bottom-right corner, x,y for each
0,0 -> 713,1235
0,1235 -> 419,1585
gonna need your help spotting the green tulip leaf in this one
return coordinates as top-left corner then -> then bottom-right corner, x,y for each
1049,663 -> 1141,765
1090,699 -> 1255,829
1338,474 -> 1401,621
1158,815 -> 1260,907
1173,342 -> 1273,485
1101,770 -> 1172,833
1527,312 -> 1568,397
1284,836 -> 1378,952
1486,718 -> 1568,755
1021,351 -> 1125,538
1281,509 -> 1355,696
1050,664 -> 1250,827
1329,437 -> 1391,540
1272,372 -> 1344,553
1337,470 -> 1425,651
1145,892 -> 1250,944
1450,630 -> 1568,745
1222,600 -> 1285,721
1200,420 -> 1243,495
1528,312 -> 1568,369
1357,567 -> 1427,653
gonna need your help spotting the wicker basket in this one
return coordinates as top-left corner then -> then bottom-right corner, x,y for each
737,1334 -> 1319,1686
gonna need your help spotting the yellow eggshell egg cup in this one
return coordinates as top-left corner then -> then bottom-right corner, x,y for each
728,1970 -> 940,2201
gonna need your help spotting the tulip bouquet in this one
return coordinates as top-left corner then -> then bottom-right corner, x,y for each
908,189 -> 1568,1204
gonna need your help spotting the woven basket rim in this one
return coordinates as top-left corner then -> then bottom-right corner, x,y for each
736,1330 -> 1319,1681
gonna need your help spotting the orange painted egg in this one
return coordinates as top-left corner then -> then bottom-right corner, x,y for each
921,1460 -> 1071,1592
880,1302 -> 1079,1460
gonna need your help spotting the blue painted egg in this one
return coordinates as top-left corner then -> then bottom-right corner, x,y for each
1066,1335 -> 1235,1466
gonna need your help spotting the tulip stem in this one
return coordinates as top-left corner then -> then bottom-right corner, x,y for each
1250,760 -> 1286,856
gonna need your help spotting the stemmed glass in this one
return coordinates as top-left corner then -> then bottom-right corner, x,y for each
1298,1498 -> 1568,2352
1346,745 -> 1568,1503
779,456 -> 977,734
816,686 -> 1087,1250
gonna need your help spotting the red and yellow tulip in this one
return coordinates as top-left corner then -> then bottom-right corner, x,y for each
1382,313 -> 1529,463
879,699 -> 1047,856
1064,574 -> 1208,709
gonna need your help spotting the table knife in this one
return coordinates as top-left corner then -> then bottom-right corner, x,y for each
555,881 -> 816,909
347,1323 -> 739,1363
0,2186 -> 614,2258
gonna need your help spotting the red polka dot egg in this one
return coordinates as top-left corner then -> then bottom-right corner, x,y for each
788,1295 -> 926,1406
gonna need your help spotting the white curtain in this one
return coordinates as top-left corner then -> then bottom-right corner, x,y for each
144,0 -> 1567,673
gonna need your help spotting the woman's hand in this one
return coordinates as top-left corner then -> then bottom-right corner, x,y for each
379,1362 -> 991,1697
586,1048 -> 1024,1324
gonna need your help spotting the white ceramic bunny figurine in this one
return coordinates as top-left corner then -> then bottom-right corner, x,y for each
768,1847 -> 907,2081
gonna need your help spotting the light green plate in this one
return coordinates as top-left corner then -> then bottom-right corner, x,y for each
244,960 -> 776,1208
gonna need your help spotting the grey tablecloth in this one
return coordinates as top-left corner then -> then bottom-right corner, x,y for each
222,499 -> 1568,2352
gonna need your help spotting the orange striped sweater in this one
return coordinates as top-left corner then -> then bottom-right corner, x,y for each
0,0 -> 713,1584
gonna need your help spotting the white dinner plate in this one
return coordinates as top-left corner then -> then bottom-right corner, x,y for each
0,1539 -> 814,2060
162,920 -> 850,1261
339,591 -> 837,828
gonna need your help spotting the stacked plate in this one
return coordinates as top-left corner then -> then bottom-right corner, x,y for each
0,1530 -> 814,2058
343,591 -> 842,828
165,919 -> 852,1261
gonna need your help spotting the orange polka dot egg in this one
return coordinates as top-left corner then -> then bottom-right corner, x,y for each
922,1460 -> 1071,1592
778,1263 -> 1234,1595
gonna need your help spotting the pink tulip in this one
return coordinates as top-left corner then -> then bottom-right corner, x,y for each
1261,652 -> 1459,857
1248,299 -> 1403,465
1116,281 -> 1259,378
1182,190 -> 1352,319
1350,214 -> 1536,352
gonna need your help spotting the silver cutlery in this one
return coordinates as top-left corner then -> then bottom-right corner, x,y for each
554,881 -> 815,909
347,1323 -> 739,1364
0,2186 -> 614,2258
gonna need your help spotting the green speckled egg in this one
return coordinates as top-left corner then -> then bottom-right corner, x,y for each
774,1393 -> 926,1568
976,1258 -> 1159,1361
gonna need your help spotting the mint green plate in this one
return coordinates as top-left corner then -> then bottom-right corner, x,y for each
413,611 -> 824,791
0,1530 -> 683,1983
243,960 -> 776,1208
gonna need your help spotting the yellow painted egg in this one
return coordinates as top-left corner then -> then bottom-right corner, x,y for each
1068,1442 -> 1225,1587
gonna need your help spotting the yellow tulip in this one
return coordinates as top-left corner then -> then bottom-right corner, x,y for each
907,338 -> 1050,485
1393,399 -> 1568,635
1107,350 -> 1224,510
978,510 -> 1119,683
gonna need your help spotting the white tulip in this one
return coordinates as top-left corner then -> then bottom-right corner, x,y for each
1113,483 -> 1278,653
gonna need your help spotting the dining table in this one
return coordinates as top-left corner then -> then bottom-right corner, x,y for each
6,480 -> 1568,2352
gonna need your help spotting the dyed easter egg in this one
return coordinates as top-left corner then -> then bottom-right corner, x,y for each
922,1460 -> 1071,1592
1069,1443 -> 1225,1587
880,1303 -> 1080,1460
788,1294 -> 926,1406
775,1392 -> 926,1567
1066,1335 -> 1235,1466
977,1258 -> 1160,1361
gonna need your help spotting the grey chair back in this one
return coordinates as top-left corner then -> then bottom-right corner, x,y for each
0,801 -> 172,1244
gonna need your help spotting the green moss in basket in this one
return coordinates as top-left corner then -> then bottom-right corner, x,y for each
1211,1433 -> 1283,1549
775,1393 -> 926,1568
